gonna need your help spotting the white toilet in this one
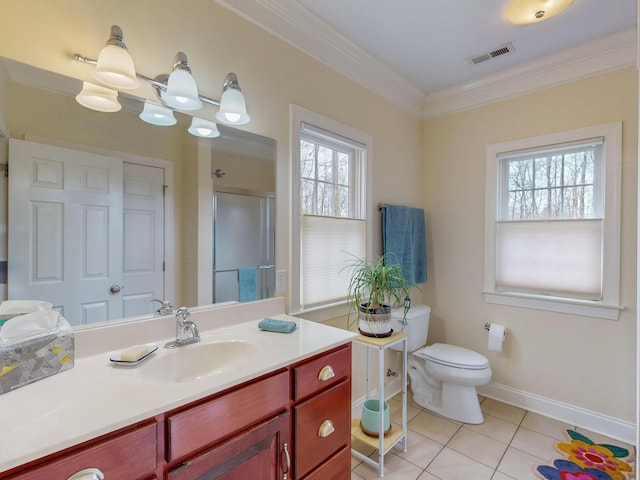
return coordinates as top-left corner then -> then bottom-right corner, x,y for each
390,305 -> 491,424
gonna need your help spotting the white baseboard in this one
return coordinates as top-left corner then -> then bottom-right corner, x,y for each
478,382 -> 636,445
352,377 -> 403,418
351,379 -> 636,445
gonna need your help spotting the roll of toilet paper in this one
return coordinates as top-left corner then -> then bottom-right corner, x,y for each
488,323 -> 505,352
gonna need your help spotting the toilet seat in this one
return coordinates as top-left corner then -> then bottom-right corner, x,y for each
415,343 -> 489,370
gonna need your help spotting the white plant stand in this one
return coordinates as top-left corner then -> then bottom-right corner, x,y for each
351,332 -> 408,477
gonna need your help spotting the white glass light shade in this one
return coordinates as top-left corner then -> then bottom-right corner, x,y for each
163,69 -> 202,110
505,0 -> 573,25
188,117 -> 220,138
75,82 -> 121,112
93,44 -> 138,89
139,102 -> 177,126
215,88 -> 250,125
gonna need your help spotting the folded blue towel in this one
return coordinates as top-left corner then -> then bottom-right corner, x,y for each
382,205 -> 427,284
238,267 -> 257,302
258,318 -> 297,333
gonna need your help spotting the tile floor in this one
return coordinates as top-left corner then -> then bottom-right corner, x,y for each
351,393 -> 636,480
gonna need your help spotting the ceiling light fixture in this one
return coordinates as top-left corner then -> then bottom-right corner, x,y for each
92,25 -> 138,90
75,81 -> 121,112
505,0 -> 573,25
74,25 -> 250,129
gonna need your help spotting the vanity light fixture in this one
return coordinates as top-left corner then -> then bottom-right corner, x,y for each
162,52 -> 203,111
75,81 -> 122,112
505,0 -> 573,25
92,25 -> 138,90
216,73 -> 250,125
188,117 -> 221,138
139,102 -> 177,126
74,25 -> 250,126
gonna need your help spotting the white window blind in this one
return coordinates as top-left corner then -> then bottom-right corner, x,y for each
496,219 -> 603,299
301,215 -> 366,308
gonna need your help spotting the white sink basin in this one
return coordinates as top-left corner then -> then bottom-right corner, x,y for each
137,339 -> 260,383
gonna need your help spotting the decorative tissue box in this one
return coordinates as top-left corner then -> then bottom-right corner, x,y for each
0,312 -> 74,395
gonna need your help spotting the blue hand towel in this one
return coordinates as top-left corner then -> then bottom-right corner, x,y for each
382,205 -> 427,284
258,318 -> 297,333
238,267 -> 257,302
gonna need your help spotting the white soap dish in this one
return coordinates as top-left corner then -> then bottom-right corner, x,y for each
110,344 -> 158,366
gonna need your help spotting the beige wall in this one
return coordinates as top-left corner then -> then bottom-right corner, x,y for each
212,150 -> 275,193
423,67 -> 638,422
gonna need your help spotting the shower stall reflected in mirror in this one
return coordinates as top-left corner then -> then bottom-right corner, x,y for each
212,187 -> 275,303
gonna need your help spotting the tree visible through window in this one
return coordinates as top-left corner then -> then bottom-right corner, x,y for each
300,138 -> 354,218
505,147 -> 597,221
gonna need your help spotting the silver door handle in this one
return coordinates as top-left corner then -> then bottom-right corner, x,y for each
109,284 -> 122,294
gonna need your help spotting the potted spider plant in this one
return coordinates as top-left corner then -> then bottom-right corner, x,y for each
345,254 -> 416,337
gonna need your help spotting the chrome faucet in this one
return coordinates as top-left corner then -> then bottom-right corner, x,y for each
164,307 -> 200,348
152,298 -> 174,316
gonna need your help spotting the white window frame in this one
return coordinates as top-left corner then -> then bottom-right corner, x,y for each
290,105 -> 373,318
484,122 -> 623,320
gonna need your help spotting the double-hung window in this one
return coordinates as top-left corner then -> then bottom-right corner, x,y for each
291,106 -> 371,314
484,122 -> 622,319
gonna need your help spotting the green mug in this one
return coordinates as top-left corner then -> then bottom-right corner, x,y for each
361,399 -> 390,435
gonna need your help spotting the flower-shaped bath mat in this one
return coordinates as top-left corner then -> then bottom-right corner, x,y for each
535,430 -> 635,480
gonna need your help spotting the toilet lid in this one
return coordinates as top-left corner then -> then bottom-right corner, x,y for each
416,343 -> 489,370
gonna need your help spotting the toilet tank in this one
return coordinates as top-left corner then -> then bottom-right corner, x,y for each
390,304 -> 431,352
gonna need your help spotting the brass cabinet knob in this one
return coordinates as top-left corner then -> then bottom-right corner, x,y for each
317,365 -> 335,381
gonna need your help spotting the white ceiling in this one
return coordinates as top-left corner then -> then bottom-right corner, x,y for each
219,0 -> 637,117
297,0 -> 636,93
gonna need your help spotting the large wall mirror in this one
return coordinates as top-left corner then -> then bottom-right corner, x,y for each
0,57 -> 276,328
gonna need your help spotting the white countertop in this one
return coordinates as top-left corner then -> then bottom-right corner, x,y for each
0,298 -> 356,473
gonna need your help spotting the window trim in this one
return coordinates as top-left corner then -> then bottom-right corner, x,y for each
483,122 -> 623,320
290,105 -> 373,317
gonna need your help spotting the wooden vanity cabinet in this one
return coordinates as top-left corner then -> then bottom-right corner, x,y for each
0,343 -> 352,480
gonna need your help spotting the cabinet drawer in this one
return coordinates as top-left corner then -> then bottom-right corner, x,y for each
167,370 -> 289,462
302,445 -> 351,480
293,344 -> 351,400
10,421 -> 157,480
294,379 -> 350,478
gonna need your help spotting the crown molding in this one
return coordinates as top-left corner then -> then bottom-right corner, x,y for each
423,28 -> 637,119
217,1 -> 636,120
216,0 -> 426,118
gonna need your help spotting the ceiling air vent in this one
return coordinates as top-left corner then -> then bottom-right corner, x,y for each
468,42 -> 515,65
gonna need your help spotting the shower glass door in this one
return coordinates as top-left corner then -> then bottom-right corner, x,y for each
213,187 -> 275,303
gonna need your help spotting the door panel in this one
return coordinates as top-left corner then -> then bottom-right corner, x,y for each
8,139 -> 123,326
122,163 -> 165,318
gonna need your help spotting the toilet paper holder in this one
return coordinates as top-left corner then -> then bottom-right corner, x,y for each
484,322 -> 508,337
